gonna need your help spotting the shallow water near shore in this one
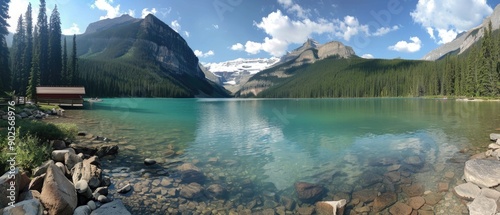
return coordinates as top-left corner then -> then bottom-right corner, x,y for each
51,98 -> 500,214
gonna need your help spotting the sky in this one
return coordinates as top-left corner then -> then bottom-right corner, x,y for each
6,0 -> 500,62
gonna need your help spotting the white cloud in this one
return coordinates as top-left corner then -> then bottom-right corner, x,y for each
245,41 -> 263,55
128,9 -> 135,17
184,31 -> 190,38
141,8 -> 157,18
411,0 -> 493,44
171,20 -> 181,32
91,0 -> 121,20
159,7 -> 172,17
333,16 -> 369,41
213,24 -> 219,29
277,0 -> 310,19
194,50 -> 215,58
373,25 -> 399,36
389,37 -> 422,53
426,27 -> 435,40
361,54 -> 374,59
7,0 -> 30,33
62,23 -> 81,35
230,43 -> 244,51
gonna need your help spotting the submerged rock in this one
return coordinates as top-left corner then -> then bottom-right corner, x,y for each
144,159 -> 156,166
389,202 -> 412,215
179,182 -> 204,199
294,182 -> 325,203
373,192 -> 397,212
464,159 -> 500,188
90,200 -> 131,215
315,199 -> 347,215
177,163 -> 205,183
117,184 -> 132,194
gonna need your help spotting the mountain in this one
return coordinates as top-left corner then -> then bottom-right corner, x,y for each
202,58 -> 280,93
74,14 -> 229,97
238,39 -> 356,96
423,4 -> 500,61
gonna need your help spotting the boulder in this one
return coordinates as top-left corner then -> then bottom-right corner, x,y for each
423,192 -> 443,206
315,199 -> 347,215
468,195 -> 497,215
454,182 -> 481,200
51,148 -> 76,162
294,182 -> 325,203
33,160 -> 54,177
94,187 -> 109,196
464,159 -> 500,188
0,168 -> 20,208
19,190 -> 41,201
55,162 -> 69,176
51,140 -> 67,150
480,188 -> 500,201
389,202 -> 412,215
72,157 -> 102,189
64,152 -> 82,170
74,205 -> 92,215
206,184 -> 227,199
373,192 -> 397,212
95,145 -> 119,158
40,164 -> 77,215
90,199 -> 131,215
490,133 -> 500,141
0,199 -> 44,215
180,182 -> 204,199
75,180 -> 93,199
97,195 -> 111,203
177,163 -> 205,183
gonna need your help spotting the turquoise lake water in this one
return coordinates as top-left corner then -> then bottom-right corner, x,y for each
54,98 -> 500,213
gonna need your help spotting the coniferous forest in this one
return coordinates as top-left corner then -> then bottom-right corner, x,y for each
246,23 -> 500,98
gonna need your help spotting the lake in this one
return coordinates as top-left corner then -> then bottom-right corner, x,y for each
53,98 -> 500,214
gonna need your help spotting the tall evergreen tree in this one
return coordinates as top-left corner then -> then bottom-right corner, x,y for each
22,3 -> 33,95
26,26 -> 39,101
62,37 -> 68,84
37,0 -> 49,86
0,0 -> 10,92
70,34 -> 78,85
48,5 -> 61,85
11,15 -> 25,93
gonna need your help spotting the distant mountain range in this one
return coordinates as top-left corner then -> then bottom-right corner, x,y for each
423,4 -> 500,60
73,14 -> 229,97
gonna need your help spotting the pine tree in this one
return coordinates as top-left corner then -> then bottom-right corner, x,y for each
70,34 -> 78,85
0,0 -> 10,92
27,26 -> 39,101
48,5 -> 61,85
22,3 -> 33,95
62,37 -> 68,84
37,0 -> 49,86
11,15 -> 25,93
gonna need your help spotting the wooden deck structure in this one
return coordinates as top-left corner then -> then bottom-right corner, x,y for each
36,87 -> 86,107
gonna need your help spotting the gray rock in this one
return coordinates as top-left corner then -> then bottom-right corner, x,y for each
65,152 -> 83,170
52,140 -> 67,150
0,199 -> 44,215
491,133 -> 500,141
87,200 -> 97,210
90,199 -> 131,215
488,143 -> 500,150
468,195 -> 497,215
55,162 -> 69,176
40,164 -> 77,215
51,148 -> 76,162
28,174 -> 45,192
19,190 -> 41,201
464,159 -> 500,188
294,182 -> 325,203
180,182 -> 204,199
72,157 -> 102,189
117,184 -> 131,194
206,184 -> 227,199
177,163 -> 205,183
144,158 -> 156,166
454,182 -> 481,200
94,187 -> 109,196
75,180 -> 93,199
33,160 -> 54,177
97,195 -> 111,203
101,176 -> 111,187
480,188 -> 500,201
74,205 -> 92,215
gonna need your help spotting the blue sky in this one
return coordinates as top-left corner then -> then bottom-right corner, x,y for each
7,0 -> 500,62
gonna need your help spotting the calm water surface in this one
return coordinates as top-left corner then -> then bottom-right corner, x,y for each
54,98 -> 500,213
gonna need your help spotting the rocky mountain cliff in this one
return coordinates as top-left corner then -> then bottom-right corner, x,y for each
423,4 -> 500,61
75,14 -> 228,97
237,39 -> 355,96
